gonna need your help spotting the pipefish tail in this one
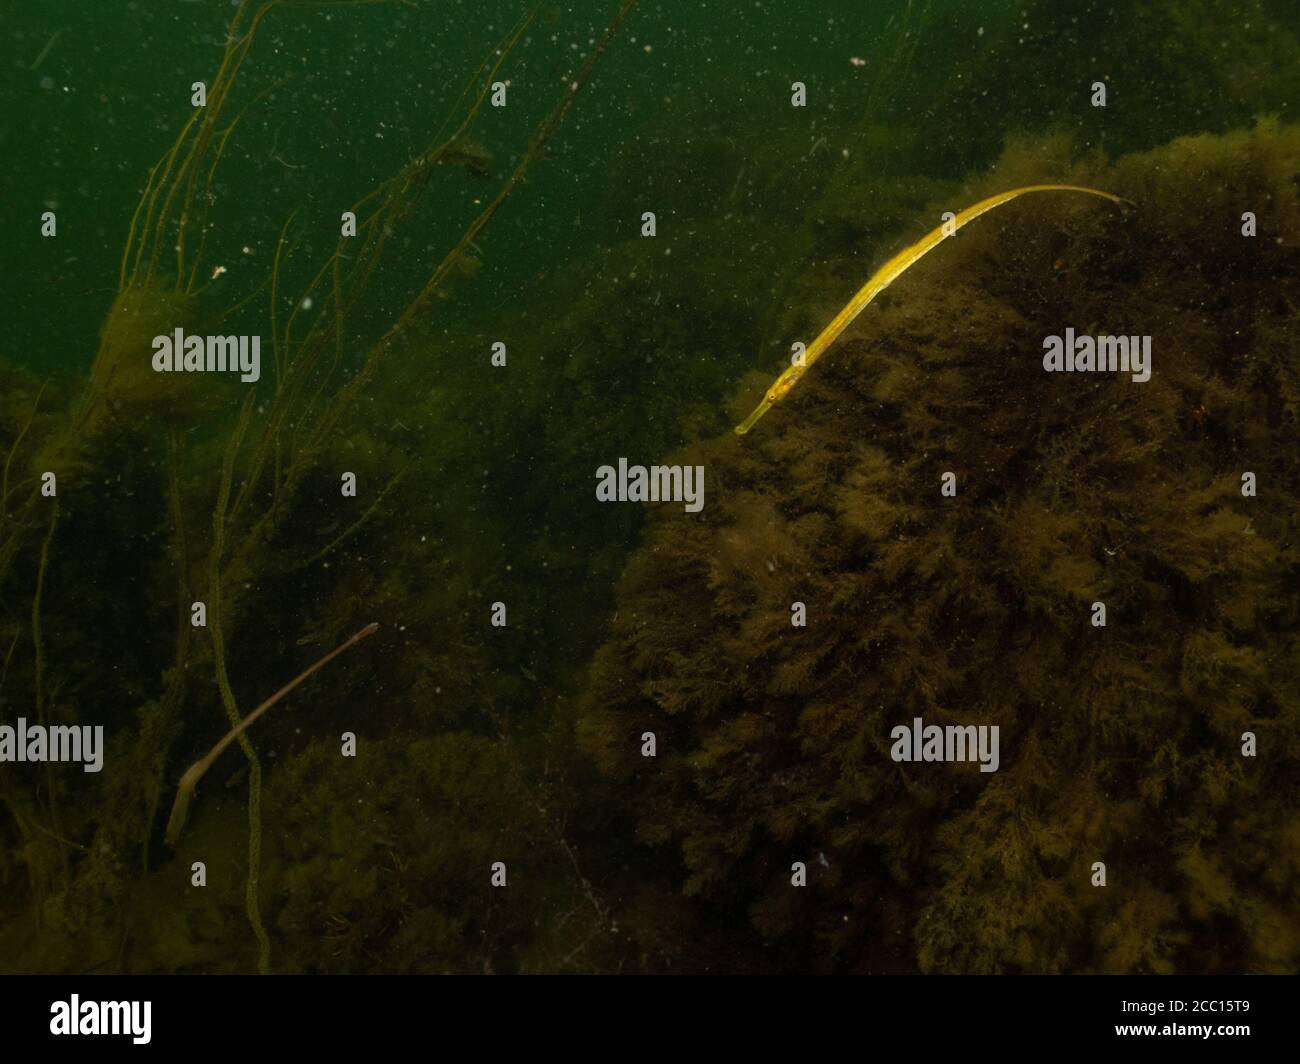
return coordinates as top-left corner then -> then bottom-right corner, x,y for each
733,184 -> 1133,436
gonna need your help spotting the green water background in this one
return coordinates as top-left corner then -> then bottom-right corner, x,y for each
1,0 -> 1297,974
6,0 -> 1291,382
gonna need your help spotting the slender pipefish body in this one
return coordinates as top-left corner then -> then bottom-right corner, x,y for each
734,184 -> 1132,436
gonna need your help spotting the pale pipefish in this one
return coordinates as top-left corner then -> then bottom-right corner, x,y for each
734,184 -> 1132,435
164,622 -> 379,848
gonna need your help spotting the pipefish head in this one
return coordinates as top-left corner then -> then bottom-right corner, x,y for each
734,362 -> 805,435
766,363 -> 805,404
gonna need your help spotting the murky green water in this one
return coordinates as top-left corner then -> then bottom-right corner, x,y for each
0,0 -> 1296,974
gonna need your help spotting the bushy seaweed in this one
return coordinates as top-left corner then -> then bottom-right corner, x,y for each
2,0 -> 1297,976
578,120 -> 1300,974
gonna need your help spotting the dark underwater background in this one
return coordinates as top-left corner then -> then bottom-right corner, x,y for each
0,0 -> 1296,973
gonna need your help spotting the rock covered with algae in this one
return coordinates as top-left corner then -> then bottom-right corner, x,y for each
576,120 -> 1300,974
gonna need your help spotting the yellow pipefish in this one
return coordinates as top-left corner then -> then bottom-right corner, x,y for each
733,184 -> 1131,435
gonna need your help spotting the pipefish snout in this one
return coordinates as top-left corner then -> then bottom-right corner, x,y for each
734,184 -> 1133,436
